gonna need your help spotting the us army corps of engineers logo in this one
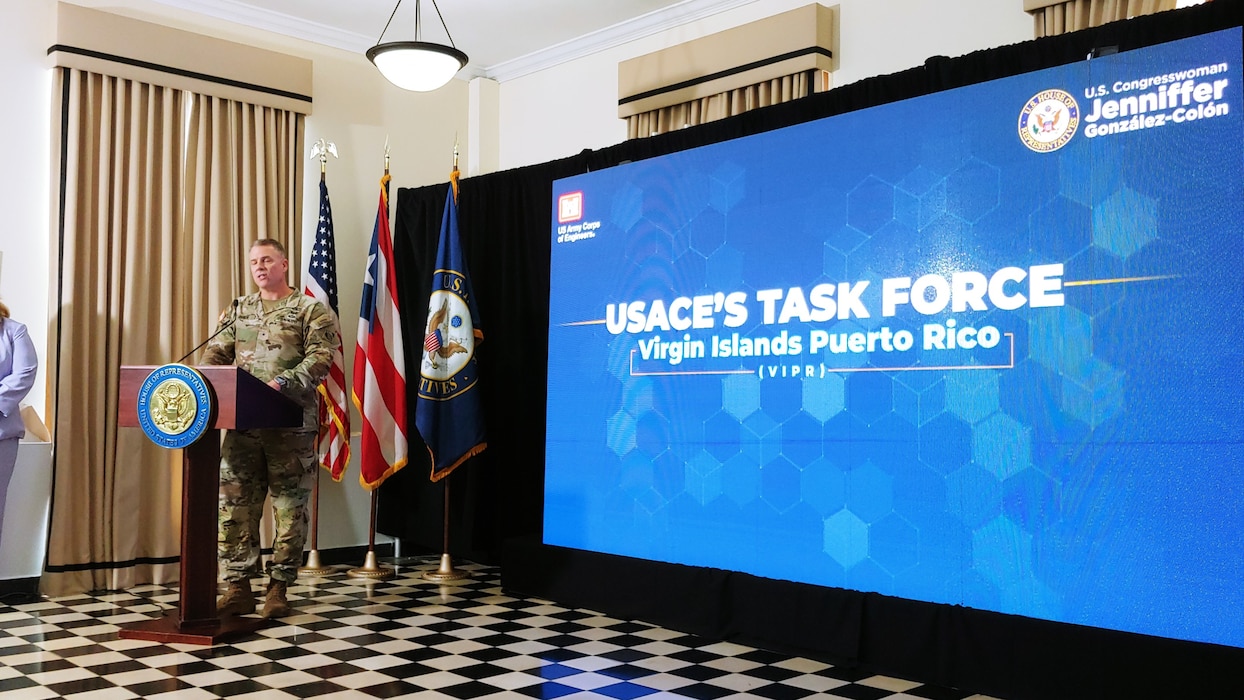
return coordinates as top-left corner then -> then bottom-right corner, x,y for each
137,363 -> 214,448
1019,89 -> 1080,152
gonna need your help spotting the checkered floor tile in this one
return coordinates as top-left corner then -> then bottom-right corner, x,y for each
0,558 -> 1001,699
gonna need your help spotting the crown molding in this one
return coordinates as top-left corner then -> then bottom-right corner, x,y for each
148,0 -> 376,54
483,0 -> 758,83
147,0 -> 759,84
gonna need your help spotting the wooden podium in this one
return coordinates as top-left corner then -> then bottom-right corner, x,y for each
117,365 -> 302,644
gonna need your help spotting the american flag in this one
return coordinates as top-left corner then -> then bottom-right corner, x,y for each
352,173 -> 408,490
424,328 -> 442,353
304,178 -> 350,481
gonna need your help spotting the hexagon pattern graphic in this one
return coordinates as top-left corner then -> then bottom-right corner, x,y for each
946,158 -> 1001,224
606,409 -> 637,457
973,413 -> 1033,481
703,411 -> 742,462
846,462 -> 894,524
1092,186 -> 1157,259
847,176 -> 895,234
610,182 -> 643,233
722,374 -> 761,421
946,465 -> 1002,529
592,145 -> 1119,606
944,370 -> 1000,425
762,457 -> 802,514
546,31 -> 1244,651
824,509 -> 869,568
802,457 -> 846,515
870,513 -> 920,575
723,452 -> 762,506
740,410 -> 782,467
685,450 -> 723,506
710,162 -> 746,214
972,515 -> 1035,593
1029,195 -> 1091,262
1061,356 -> 1126,428
896,165 -> 947,231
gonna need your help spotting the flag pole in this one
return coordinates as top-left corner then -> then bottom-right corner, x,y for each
299,466 -> 333,576
347,490 -> 394,580
423,140 -> 470,584
423,471 -> 468,582
349,143 -> 396,582
301,138 -> 338,578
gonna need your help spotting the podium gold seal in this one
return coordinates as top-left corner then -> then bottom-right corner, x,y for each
149,378 -> 196,434
137,364 -> 214,448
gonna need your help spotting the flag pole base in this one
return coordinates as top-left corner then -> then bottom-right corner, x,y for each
422,553 -> 470,583
347,551 -> 394,580
298,550 -> 335,578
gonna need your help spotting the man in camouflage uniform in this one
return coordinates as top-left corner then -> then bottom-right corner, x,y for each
201,239 -> 338,618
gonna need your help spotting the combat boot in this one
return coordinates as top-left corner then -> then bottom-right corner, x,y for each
262,579 -> 291,618
216,580 -> 256,616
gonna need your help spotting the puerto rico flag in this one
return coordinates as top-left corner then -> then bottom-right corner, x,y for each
352,172 -> 408,490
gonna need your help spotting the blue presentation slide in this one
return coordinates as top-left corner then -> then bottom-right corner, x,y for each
545,29 -> 1244,649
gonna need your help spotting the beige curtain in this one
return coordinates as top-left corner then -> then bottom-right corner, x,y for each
43,69 -> 304,596
44,69 -> 189,595
183,94 -> 304,334
1029,0 -> 1176,38
628,71 -> 814,139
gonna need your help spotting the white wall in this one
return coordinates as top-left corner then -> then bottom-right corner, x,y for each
497,0 -> 1034,171
0,1 -> 54,419
831,0 -> 1033,85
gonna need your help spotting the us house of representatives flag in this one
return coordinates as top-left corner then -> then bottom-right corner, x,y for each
416,178 -> 487,481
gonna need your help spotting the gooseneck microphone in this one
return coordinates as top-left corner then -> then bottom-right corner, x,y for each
175,299 -> 240,365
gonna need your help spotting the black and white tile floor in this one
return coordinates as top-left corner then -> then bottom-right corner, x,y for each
0,559 -> 1001,699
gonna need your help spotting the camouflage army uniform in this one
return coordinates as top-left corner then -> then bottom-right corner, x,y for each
201,291 -> 338,584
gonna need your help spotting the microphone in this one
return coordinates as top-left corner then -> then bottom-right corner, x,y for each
175,299 -> 239,365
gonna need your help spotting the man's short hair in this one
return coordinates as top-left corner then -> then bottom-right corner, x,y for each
251,238 -> 287,258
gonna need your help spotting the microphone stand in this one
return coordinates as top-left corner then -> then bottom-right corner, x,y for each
174,299 -> 239,365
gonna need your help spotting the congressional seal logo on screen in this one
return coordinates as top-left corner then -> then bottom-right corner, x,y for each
1019,89 -> 1080,152
137,363 -> 214,449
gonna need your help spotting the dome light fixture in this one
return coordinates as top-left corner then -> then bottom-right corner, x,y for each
367,0 -> 468,92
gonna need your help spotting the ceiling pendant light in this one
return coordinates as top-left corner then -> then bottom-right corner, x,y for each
367,0 -> 468,92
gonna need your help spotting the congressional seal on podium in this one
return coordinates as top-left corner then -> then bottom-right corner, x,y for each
136,364 -> 214,448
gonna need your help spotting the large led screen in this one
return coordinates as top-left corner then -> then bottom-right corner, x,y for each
545,29 -> 1244,649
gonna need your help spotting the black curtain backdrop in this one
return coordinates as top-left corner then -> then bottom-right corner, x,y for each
380,3 -> 1244,698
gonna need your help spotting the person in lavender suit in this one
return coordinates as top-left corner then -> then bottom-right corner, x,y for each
0,299 -> 38,535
